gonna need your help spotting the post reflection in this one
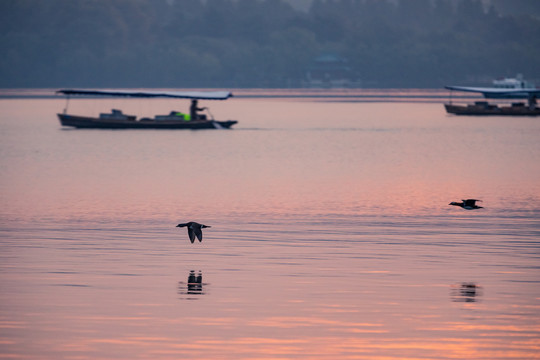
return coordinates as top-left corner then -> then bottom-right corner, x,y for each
451,282 -> 482,303
178,270 -> 206,299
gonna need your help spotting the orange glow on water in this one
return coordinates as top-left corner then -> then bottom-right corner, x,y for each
1,94 -> 540,359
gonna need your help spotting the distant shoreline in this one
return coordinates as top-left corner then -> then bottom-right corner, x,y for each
0,88 -> 482,103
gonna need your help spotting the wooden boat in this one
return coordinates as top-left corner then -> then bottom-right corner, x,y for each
445,101 -> 540,116
444,75 -> 540,116
58,113 -> 238,129
57,89 -> 238,129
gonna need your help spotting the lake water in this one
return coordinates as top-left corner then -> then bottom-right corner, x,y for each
1,90 -> 539,359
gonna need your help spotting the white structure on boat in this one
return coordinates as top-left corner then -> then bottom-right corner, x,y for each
492,74 -> 535,89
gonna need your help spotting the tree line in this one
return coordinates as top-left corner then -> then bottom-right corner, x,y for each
1,0 -> 539,88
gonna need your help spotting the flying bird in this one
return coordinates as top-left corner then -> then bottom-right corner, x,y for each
176,222 -> 211,243
449,199 -> 483,210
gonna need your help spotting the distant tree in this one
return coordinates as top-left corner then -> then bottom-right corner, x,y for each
491,0 -> 540,17
0,0 -> 539,87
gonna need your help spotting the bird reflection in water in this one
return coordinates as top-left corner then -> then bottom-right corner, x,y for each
178,270 -> 206,300
451,282 -> 482,302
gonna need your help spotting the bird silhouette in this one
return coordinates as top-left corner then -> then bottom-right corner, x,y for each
449,199 -> 483,210
176,222 -> 211,243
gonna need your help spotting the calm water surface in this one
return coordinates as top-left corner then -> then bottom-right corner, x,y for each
1,91 -> 539,359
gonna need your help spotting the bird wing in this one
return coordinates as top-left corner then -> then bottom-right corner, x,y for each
187,228 -> 196,243
463,199 -> 480,207
194,226 -> 203,242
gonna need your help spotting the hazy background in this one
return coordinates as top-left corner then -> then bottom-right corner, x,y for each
1,0 -> 540,88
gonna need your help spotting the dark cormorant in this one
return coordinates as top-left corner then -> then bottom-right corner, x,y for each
176,222 -> 211,243
449,199 -> 483,210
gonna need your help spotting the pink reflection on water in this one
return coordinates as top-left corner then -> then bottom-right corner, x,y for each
1,94 -> 540,359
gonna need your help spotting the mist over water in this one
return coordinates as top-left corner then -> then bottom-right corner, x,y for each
1,92 -> 539,359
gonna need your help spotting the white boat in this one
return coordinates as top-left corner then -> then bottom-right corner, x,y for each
445,74 -> 539,99
444,75 -> 540,116
492,74 -> 535,90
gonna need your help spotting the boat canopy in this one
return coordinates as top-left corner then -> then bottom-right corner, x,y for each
57,89 -> 233,100
444,86 -> 540,99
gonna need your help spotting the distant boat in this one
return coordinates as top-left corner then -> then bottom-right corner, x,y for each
57,89 -> 238,129
444,101 -> 540,116
444,75 -> 540,116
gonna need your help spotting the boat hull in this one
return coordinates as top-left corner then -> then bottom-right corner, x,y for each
445,104 -> 540,116
58,114 -> 238,129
